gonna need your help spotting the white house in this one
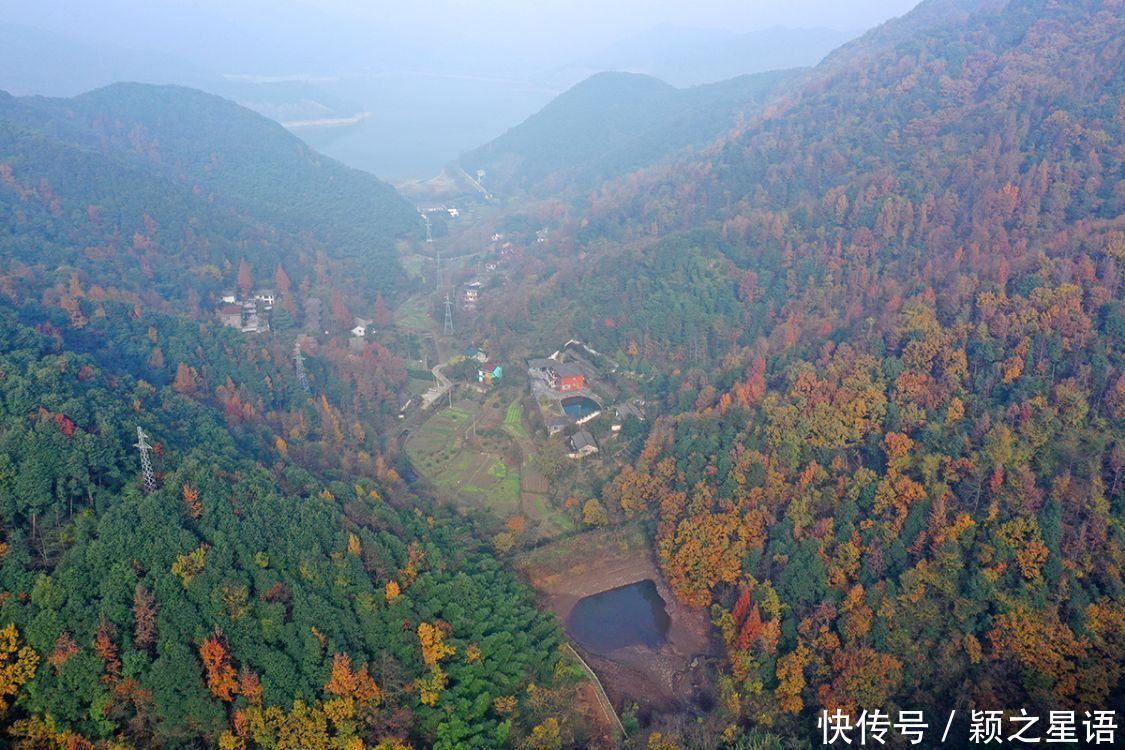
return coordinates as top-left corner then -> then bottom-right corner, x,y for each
254,289 -> 276,310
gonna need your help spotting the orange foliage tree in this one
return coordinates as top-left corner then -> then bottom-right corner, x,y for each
199,629 -> 239,702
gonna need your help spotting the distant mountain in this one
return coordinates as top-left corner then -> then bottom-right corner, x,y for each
536,25 -> 858,89
462,68 -> 804,197
0,23 -> 361,126
0,83 -> 421,300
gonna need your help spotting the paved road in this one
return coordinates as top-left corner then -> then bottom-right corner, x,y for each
420,362 -> 452,409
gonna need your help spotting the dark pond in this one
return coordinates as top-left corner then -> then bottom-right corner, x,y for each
567,579 -> 671,654
562,395 -> 600,418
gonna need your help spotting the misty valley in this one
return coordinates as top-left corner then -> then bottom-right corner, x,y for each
0,1 -> 1122,749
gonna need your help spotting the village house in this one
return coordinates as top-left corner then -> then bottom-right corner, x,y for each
527,358 -> 586,392
219,303 -> 243,329
611,402 -> 645,431
351,317 -> 371,338
478,362 -> 502,385
462,345 -> 489,363
548,363 -> 585,392
241,301 -> 263,333
567,429 -> 598,459
254,289 -> 276,310
546,416 -> 570,436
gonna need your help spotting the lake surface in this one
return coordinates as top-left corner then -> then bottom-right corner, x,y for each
562,395 -> 600,418
567,579 -> 671,653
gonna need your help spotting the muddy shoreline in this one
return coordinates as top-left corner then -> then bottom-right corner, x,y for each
516,526 -> 715,712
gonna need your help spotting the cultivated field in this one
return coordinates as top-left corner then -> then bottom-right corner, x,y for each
407,393 -> 579,539
406,398 -> 522,516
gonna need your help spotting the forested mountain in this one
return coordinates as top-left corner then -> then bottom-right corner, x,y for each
0,84 -> 587,749
461,69 -> 803,198
2,0 -> 1123,747
0,298 -> 567,749
484,0 -> 1124,738
0,84 -> 420,300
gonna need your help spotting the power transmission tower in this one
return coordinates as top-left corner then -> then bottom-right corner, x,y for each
134,426 -> 157,494
293,340 -> 311,394
436,247 -> 443,291
443,294 -> 454,336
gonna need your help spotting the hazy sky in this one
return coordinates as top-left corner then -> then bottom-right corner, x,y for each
10,0 -> 922,74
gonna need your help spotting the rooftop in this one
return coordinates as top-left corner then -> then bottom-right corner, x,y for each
570,429 -> 597,451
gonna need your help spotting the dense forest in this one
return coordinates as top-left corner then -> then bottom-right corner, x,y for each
481,0 -> 1124,742
1,0 -> 1122,747
0,85 -> 590,748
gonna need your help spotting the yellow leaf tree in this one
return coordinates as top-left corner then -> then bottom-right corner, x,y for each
0,624 -> 38,712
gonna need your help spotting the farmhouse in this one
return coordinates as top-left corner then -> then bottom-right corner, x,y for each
527,358 -> 588,393
549,363 -> 585,392
478,362 -> 503,385
462,345 -> 489,363
219,304 -> 243,329
351,317 -> 371,338
254,289 -> 276,310
567,429 -> 598,459
546,416 -> 570,436
241,301 -> 263,333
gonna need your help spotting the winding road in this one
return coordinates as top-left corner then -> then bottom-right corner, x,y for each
420,362 -> 453,409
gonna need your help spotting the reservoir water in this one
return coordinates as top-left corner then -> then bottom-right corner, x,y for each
561,395 -> 600,419
567,579 -> 671,654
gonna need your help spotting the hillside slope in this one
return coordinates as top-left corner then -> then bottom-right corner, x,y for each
0,86 -> 576,749
486,0 -> 1124,740
461,69 -> 803,197
1,83 -> 423,301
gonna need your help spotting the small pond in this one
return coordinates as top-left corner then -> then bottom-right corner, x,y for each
561,395 -> 600,418
567,579 -> 671,654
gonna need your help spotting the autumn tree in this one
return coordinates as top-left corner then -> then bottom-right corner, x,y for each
199,629 -> 239,702
94,620 -> 122,681
583,498 -> 608,526
324,652 -> 382,708
0,624 -> 39,712
237,259 -> 253,299
182,483 -> 202,519
133,583 -> 158,654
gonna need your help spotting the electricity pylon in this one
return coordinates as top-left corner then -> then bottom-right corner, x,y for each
134,426 -> 157,494
293,340 -> 310,394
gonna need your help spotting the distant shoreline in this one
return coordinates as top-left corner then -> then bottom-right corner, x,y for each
281,111 -> 371,129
